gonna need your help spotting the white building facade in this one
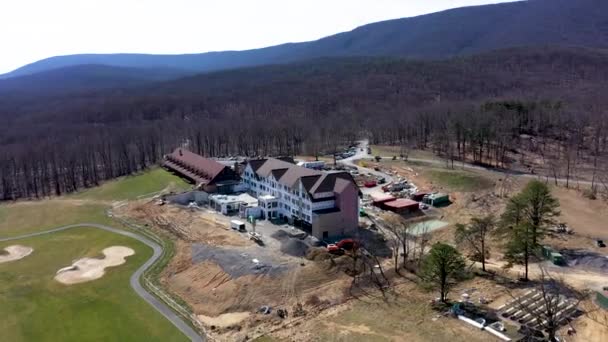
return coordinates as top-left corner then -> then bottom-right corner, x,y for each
241,158 -> 359,239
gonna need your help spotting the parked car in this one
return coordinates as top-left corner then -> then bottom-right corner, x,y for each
596,239 -> 606,248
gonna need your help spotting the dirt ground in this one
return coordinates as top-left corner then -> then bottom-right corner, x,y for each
116,200 -> 357,340
552,186 -> 608,240
268,279 -> 499,342
116,170 -> 608,341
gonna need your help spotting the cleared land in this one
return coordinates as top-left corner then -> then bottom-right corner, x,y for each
425,169 -> 494,192
0,226 -> 187,342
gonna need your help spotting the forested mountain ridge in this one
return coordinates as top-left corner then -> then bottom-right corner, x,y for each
0,65 -> 192,96
2,46 -> 608,200
3,0 -> 608,78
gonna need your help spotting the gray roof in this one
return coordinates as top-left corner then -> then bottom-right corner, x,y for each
247,158 -> 356,195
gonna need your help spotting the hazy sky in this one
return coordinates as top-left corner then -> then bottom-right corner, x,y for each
1,0 -> 520,73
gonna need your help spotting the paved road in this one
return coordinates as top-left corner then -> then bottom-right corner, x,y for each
0,224 -> 204,342
339,140 -> 394,195
348,139 -> 594,187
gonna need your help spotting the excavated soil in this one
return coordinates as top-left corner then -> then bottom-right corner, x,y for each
197,312 -> 250,328
54,246 -> 135,284
0,245 -> 34,263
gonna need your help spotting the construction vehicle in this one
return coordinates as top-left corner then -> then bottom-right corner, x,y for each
382,182 -> 407,192
550,223 -> 573,234
327,238 -> 360,254
248,231 -> 263,243
364,180 -> 377,188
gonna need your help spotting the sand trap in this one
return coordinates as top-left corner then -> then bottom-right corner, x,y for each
0,245 -> 34,263
54,246 -> 135,284
198,312 -> 250,328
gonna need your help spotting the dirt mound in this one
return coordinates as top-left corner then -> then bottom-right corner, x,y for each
55,246 -> 135,284
271,230 -> 289,240
0,245 -> 33,263
562,250 -> 608,272
270,230 -> 311,257
281,239 -> 310,257
197,312 -> 250,328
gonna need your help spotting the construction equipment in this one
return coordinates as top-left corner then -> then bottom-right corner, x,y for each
248,231 -> 263,243
326,244 -> 344,255
327,238 -> 360,254
364,180 -> 377,188
550,223 -> 573,234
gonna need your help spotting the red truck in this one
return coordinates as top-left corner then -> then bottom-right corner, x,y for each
364,180 -> 377,188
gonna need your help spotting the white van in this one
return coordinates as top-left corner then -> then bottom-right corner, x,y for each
230,220 -> 246,232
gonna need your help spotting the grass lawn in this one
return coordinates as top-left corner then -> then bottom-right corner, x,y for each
72,168 -> 191,201
426,169 -> 494,192
0,201 -> 117,238
0,226 -> 187,342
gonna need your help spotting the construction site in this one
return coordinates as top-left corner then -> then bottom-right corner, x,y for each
108,141 -> 608,342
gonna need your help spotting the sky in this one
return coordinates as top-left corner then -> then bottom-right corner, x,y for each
1,0 -> 521,73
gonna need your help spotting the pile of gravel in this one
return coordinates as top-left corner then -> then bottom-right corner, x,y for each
562,250 -> 608,272
271,230 -> 310,257
191,243 -> 288,277
281,239 -> 310,257
271,230 -> 289,241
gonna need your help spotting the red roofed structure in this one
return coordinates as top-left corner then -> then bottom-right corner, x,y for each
383,198 -> 420,215
163,148 -> 239,192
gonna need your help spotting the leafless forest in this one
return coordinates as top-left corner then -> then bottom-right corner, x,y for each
2,47 -> 608,200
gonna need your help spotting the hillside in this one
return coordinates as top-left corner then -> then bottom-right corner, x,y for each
2,46 -> 608,200
0,65 -> 191,95
3,0 -> 608,78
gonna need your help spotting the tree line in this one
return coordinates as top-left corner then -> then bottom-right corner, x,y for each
2,47 -> 608,200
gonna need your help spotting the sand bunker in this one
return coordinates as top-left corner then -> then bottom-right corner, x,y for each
0,245 -> 34,263
54,246 -> 135,284
198,312 -> 250,328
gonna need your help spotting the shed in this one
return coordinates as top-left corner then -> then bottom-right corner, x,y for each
372,194 -> 396,205
383,199 -> 420,214
423,193 -> 450,206
411,191 -> 429,201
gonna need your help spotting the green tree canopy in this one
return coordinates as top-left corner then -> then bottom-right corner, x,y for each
422,242 -> 466,302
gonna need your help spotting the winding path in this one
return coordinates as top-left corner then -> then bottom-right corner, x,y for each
344,139 -> 594,187
0,223 -> 204,342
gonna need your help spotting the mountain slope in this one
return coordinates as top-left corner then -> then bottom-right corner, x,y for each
0,65 -> 192,95
3,0 -> 608,78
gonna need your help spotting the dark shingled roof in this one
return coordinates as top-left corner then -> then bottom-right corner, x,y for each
271,168 -> 289,180
164,148 -> 230,185
247,158 -> 357,196
309,172 -> 354,194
